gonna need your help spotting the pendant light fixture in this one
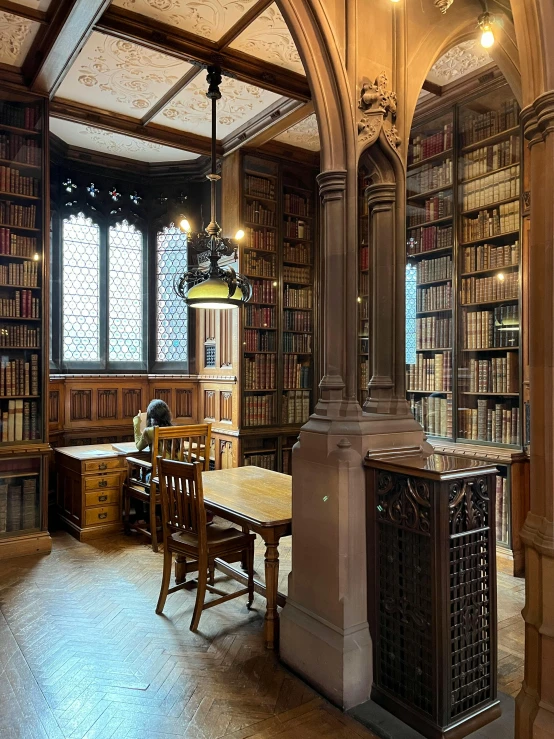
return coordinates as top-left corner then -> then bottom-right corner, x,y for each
174,65 -> 251,310
478,11 -> 495,48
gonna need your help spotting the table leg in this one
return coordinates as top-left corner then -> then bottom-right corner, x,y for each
263,534 -> 280,650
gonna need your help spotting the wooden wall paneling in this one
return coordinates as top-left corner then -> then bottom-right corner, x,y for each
122,387 -> 143,418
203,389 -> 217,422
219,310 -> 234,369
175,388 -> 194,420
220,390 -> 234,424
69,388 -> 93,425
147,379 -> 197,424
97,388 -> 118,421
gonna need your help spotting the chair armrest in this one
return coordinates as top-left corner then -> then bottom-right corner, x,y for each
126,457 -> 152,471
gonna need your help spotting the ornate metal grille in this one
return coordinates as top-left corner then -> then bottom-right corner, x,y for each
108,220 -> 143,362
62,213 -> 100,362
449,477 -> 492,717
405,262 -> 417,365
156,226 -> 188,362
204,342 -> 216,368
376,472 -> 433,715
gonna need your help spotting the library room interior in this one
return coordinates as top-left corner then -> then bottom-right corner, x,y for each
1,1 -> 554,738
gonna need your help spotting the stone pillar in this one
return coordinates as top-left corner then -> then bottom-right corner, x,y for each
280,159 -> 429,710
516,92 -> 554,739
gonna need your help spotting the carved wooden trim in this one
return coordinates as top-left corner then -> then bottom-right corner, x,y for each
204,390 -> 216,421
220,310 -> 233,368
220,439 -> 234,469
175,389 -> 193,418
122,388 -> 142,418
220,391 -> 233,423
97,389 -> 118,419
153,388 -> 172,407
70,390 -> 92,421
49,391 -> 59,424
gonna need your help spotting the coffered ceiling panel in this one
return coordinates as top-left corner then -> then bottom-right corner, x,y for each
0,12 -> 41,67
274,113 -> 319,151
56,31 -> 193,118
111,0 -> 260,42
152,74 -> 281,138
230,3 -> 304,75
427,40 -> 491,86
50,117 -> 200,163
13,0 -> 53,10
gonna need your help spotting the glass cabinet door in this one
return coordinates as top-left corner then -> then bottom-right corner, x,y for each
0,455 -> 41,535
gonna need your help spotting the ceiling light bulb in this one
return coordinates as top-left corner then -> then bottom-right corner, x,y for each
179,216 -> 191,233
481,27 -> 495,48
235,229 -> 245,241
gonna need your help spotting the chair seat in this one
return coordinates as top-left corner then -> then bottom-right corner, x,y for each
170,523 -> 255,556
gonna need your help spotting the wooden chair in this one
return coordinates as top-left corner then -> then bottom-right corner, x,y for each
123,424 -> 212,552
156,457 -> 255,631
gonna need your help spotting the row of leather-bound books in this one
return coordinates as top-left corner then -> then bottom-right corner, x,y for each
458,402 -> 519,445
0,399 -> 40,441
406,352 -> 452,393
407,394 -> 453,438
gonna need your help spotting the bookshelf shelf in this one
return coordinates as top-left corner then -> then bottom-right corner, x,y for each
460,125 -> 519,154
0,316 -> 40,321
0,123 -> 40,137
407,148 -> 454,171
244,193 -> 276,205
0,191 -> 39,202
0,283 -> 40,290
405,83 -> 523,564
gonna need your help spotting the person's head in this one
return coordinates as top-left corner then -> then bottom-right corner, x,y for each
146,399 -> 172,428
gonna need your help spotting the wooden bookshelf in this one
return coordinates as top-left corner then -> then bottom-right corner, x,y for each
404,80 -> 526,573
237,154 -> 318,472
0,90 -> 50,559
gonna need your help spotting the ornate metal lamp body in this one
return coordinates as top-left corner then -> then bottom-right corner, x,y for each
174,66 -> 251,310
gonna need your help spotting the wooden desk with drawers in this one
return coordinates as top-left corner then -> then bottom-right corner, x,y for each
55,444 -> 137,541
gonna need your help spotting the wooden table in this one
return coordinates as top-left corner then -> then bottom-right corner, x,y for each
190,466 -> 292,650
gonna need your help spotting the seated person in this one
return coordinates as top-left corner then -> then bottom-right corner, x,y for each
133,398 -> 172,452
129,399 -> 173,529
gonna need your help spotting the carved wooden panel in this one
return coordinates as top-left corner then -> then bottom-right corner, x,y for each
70,390 -> 92,421
204,390 -> 216,420
220,391 -> 233,423
122,388 -> 142,418
220,310 -> 233,368
97,389 -> 118,419
153,388 -> 171,407
175,389 -> 193,418
220,439 -> 234,469
49,391 -> 60,424
204,308 -> 216,342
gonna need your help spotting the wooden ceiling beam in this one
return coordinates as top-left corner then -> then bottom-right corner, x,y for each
96,7 -> 311,102
50,98 -> 219,157
30,0 -> 112,98
0,0 -> 47,23
140,65 -> 201,126
217,0 -> 273,49
422,79 -> 443,96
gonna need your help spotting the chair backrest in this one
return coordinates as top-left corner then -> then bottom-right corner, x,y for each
151,423 -> 212,481
157,457 -> 207,546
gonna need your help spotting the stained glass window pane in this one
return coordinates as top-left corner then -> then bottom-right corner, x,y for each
406,262 -> 417,366
156,226 -> 188,362
108,221 -> 143,362
62,213 -> 100,362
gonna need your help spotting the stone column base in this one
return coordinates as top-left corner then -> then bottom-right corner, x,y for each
280,599 -> 372,710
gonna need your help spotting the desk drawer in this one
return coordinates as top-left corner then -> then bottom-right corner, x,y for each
84,473 -> 121,491
85,490 -> 120,508
84,505 -> 120,526
84,458 -> 123,473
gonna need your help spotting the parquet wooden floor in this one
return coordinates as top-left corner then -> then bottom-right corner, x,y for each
0,530 -> 377,739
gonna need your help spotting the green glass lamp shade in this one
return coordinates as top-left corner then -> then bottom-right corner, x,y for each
187,275 -> 242,309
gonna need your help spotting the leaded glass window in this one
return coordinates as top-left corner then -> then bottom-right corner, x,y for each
108,221 -> 143,362
406,262 -> 417,366
156,226 -> 188,363
62,213 -> 100,362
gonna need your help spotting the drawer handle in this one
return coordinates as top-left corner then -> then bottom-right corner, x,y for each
99,463 -> 108,470
98,495 -> 108,502
98,512 -> 108,520
99,480 -> 108,488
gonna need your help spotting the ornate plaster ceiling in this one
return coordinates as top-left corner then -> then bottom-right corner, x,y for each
152,73 -> 280,137
111,0 -> 260,42
274,113 -> 319,151
0,12 -> 41,67
230,3 -> 304,75
50,118 -> 200,163
56,31 -> 193,118
427,39 -> 491,86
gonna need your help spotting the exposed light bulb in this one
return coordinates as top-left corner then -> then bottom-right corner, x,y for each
497,272 -> 505,281
390,0 -> 400,3
479,12 -> 495,49
33,253 -> 39,261
179,216 -> 191,233
272,281 -> 278,287
481,28 -> 495,48
235,229 -> 245,240
357,296 -> 362,303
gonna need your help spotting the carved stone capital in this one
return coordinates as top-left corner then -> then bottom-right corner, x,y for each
317,169 -> 347,202
366,182 -> 396,209
357,72 -> 401,153
521,90 -> 554,146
